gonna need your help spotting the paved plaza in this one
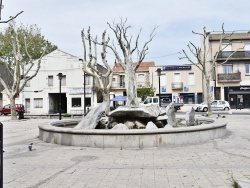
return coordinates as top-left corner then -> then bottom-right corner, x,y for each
1,112 -> 250,188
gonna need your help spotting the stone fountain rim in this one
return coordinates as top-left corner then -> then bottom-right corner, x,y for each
38,117 -> 227,135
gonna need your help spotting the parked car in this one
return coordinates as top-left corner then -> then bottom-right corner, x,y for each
0,104 -> 25,116
193,102 -> 206,112
195,100 -> 230,112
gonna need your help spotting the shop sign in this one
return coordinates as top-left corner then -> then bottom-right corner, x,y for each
240,87 -> 250,90
162,65 -> 191,71
69,87 -> 92,94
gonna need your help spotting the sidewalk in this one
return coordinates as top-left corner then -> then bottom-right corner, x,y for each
2,114 -> 250,187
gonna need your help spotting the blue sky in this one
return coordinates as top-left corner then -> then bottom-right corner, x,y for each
1,0 -> 250,66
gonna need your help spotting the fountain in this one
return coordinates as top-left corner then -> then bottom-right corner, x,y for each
38,103 -> 227,148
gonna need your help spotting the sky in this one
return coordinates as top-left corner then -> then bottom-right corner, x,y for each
1,0 -> 250,66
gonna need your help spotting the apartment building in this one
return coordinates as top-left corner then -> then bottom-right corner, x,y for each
149,64 -> 203,104
208,33 -> 250,109
110,61 -> 155,100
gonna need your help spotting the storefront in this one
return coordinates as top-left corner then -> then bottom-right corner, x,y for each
225,86 -> 250,109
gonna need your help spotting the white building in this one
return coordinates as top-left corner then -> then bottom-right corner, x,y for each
2,49 -> 99,114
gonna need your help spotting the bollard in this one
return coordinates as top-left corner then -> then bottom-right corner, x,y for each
0,122 -> 3,188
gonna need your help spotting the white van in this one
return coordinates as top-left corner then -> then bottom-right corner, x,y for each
141,97 -> 183,111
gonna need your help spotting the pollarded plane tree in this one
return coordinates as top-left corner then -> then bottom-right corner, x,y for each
103,19 -> 157,107
0,21 -> 57,119
81,27 -> 113,113
180,24 -> 243,116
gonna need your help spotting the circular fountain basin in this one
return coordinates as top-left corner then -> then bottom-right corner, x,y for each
38,117 -> 227,149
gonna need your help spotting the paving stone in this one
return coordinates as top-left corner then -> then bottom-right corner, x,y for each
1,115 -> 250,187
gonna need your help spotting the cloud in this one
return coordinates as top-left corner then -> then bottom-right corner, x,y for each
1,0 -> 250,65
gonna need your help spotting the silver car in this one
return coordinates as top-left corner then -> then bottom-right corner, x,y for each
197,100 -> 230,112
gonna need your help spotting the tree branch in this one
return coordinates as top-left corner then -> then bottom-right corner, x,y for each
0,11 -> 24,23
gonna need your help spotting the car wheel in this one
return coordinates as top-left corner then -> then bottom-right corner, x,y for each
224,107 -> 229,111
203,107 -> 208,112
0,112 -> 2,116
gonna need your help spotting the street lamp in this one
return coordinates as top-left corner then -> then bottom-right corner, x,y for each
83,72 -> 86,115
79,59 -> 86,115
57,73 -> 63,120
156,68 -> 162,107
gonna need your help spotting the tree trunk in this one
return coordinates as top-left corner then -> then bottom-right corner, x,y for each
205,77 -> 212,116
125,63 -> 139,107
10,96 -> 17,120
103,88 -> 110,113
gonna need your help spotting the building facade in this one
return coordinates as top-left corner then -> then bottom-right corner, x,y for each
208,33 -> 250,109
1,49 -> 100,114
149,64 -> 203,105
110,61 -> 155,102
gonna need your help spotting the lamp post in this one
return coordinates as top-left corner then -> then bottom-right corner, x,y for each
156,68 -> 162,107
83,72 -> 86,115
57,73 -> 63,120
79,59 -> 86,115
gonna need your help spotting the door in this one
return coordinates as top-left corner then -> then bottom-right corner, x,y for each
211,101 -> 217,111
25,99 -> 30,113
217,100 -> 225,110
237,95 -> 244,109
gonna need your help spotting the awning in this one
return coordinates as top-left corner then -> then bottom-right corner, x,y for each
229,91 -> 250,94
110,95 -> 127,102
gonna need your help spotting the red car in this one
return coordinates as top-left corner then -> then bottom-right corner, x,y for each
0,104 -> 25,116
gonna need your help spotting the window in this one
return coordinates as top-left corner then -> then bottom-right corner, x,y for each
72,98 -> 81,107
160,74 -> 166,85
85,75 -> 92,85
153,98 -> 158,103
25,77 -> 30,87
119,75 -> 125,87
188,73 -> 195,85
246,64 -> 250,74
222,65 -> 233,73
61,75 -> 66,86
138,74 -> 145,87
245,43 -> 250,51
174,73 -> 180,82
48,76 -> 53,86
222,43 -> 232,51
34,98 -> 43,108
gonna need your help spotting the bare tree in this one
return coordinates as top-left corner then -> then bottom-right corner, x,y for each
0,21 -> 48,119
180,24 -> 243,116
103,19 -> 157,107
81,27 -> 113,113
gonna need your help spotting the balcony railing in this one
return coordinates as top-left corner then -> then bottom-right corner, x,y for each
217,72 -> 241,82
137,82 -> 150,88
111,82 -> 125,88
111,82 -> 150,89
171,82 -> 183,89
217,51 -> 250,60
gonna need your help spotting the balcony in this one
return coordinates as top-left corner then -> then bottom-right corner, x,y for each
111,82 -> 125,89
217,72 -> 241,83
137,82 -> 150,88
111,82 -> 151,89
171,82 -> 183,90
217,51 -> 250,61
